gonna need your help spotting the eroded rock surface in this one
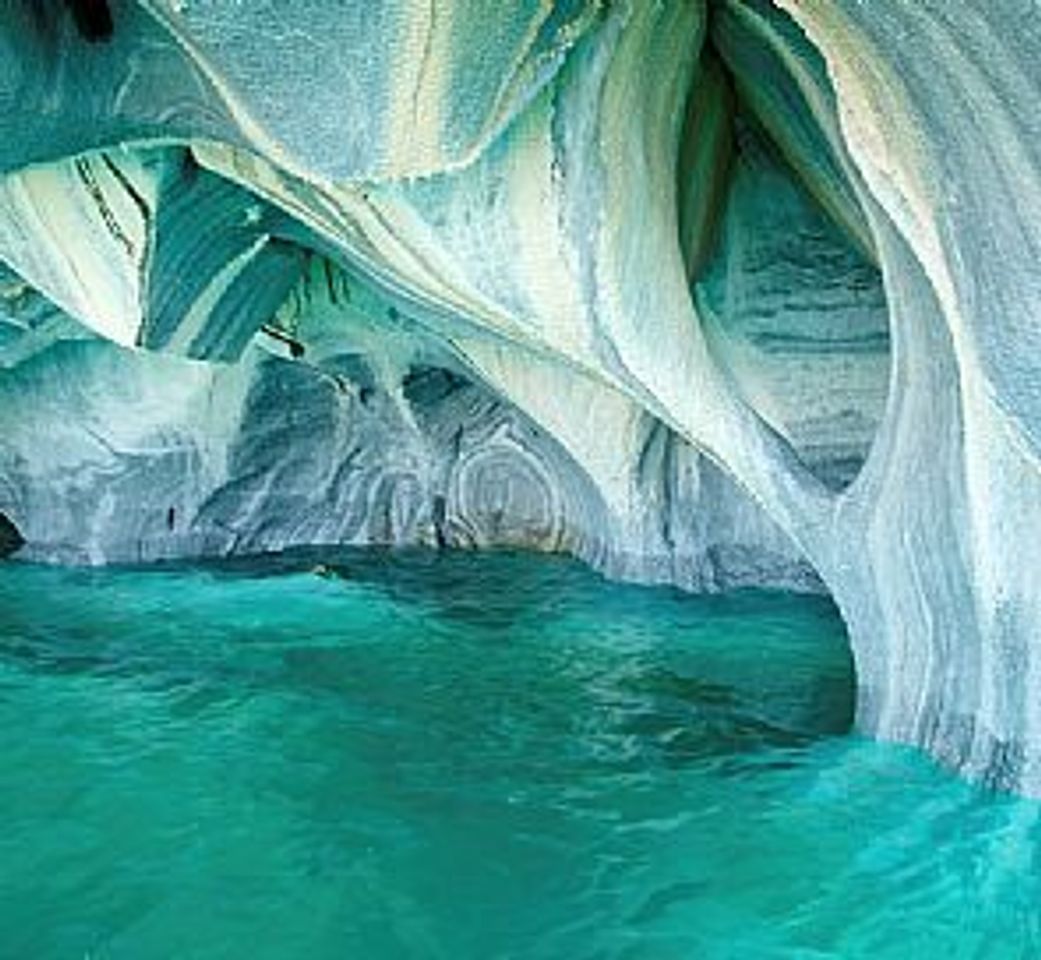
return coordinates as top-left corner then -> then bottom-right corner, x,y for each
1,0 -> 1039,793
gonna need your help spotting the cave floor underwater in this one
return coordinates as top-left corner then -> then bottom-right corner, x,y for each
1,548 -> 1039,960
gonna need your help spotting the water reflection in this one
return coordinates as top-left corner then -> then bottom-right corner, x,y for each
4,551 -> 1029,958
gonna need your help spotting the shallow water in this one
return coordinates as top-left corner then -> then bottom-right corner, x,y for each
0,549 -> 1037,959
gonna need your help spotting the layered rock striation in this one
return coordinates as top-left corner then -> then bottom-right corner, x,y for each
0,0 -> 1039,793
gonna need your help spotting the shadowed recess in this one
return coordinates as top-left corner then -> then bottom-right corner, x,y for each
64,0 -> 114,42
0,512 -> 23,558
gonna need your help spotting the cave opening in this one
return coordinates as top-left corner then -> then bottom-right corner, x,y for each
682,0 -> 892,493
0,0 -> 870,734
668,0 -> 880,739
20,1 -> 1041,949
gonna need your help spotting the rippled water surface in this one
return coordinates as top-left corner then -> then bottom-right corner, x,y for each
0,550 -> 1038,959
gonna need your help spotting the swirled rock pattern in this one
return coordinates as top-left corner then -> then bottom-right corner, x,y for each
0,0 -> 1039,793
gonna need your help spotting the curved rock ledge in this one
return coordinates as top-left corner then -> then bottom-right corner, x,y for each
0,0 -> 1039,794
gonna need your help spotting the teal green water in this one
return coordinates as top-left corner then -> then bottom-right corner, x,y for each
0,550 -> 1038,959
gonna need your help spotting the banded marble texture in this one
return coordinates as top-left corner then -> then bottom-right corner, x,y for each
0,0 -> 1039,795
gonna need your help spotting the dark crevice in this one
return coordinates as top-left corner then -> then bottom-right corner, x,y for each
402,366 -> 470,408
0,513 -> 24,559
64,0 -> 113,42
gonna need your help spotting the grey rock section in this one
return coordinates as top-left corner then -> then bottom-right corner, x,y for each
0,334 -> 813,593
0,1 -> 239,174
0,263 -> 91,367
697,119 -> 889,491
771,0 -> 1041,792
141,150 -> 307,361
0,0 -> 597,181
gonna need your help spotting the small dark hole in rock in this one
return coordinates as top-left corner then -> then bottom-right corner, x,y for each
0,513 -> 25,559
65,0 -> 114,43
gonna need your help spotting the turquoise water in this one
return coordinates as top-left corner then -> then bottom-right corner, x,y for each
0,550 -> 1038,959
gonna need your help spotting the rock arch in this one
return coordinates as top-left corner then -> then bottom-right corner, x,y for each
0,0 -> 1038,793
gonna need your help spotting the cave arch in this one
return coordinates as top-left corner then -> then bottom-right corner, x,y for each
1,0 -> 1039,794
679,0 -> 892,493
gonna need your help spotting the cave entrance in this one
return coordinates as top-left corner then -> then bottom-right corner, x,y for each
681,0 -> 891,493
